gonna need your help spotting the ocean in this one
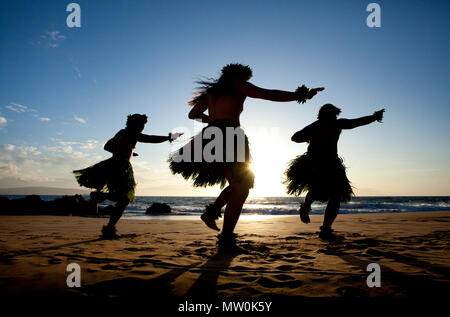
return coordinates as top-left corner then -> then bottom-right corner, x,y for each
5,195 -> 449,219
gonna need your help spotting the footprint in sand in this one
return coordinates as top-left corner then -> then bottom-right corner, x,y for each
124,247 -> 142,251
101,264 -> 117,270
269,254 -> 284,260
178,250 -> 191,256
242,276 -> 259,282
131,270 -> 155,275
186,241 -> 203,247
274,274 -> 295,281
230,265 -> 249,272
276,265 -> 294,271
48,258 -> 62,264
133,258 -> 152,264
194,247 -> 208,253
280,253 -> 297,258
256,276 -> 302,288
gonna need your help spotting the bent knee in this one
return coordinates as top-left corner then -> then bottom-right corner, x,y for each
116,197 -> 130,207
230,183 -> 250,198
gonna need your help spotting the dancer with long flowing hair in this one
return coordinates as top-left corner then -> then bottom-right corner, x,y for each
169,63 -> 323,251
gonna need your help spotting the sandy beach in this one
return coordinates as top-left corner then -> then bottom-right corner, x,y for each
0,212 -> 449,310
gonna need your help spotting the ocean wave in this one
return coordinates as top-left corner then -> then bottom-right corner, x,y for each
5,195 -> 448,217
121,197 -> 450,217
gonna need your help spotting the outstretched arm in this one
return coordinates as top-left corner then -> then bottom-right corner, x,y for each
338,109 -> 385,129
233,81 -> 324,102
137,132 -> 183,143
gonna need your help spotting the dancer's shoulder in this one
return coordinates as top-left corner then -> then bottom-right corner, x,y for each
231,80 -> 260,97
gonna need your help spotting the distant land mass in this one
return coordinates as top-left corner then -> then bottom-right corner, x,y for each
0,187 -> 90,196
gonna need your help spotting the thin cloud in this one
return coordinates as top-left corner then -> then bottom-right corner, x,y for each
69,58 -> 82,79
42,145 -> 74,154
73,65 -> 81,78
47,31 -> 66,41
0,143 -> 100,186
2,144 -> 15,151
74,115 -> 86,124
16,146 -> 41,157
79,139 -> 99,150
0,116 -> 6,129
33,30 -> 66,48
5,103 -> 28,113
4,102 -> 48,123
50,138 -> 98,151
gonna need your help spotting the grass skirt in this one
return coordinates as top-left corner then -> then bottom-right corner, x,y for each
73,157 -> 136,203
284,153 -> 354,202
168,120 -> 254,188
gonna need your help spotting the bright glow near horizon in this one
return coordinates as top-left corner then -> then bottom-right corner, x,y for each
247,128 -> 291,197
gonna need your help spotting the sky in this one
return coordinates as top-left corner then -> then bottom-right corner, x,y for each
0,0 -> 449,197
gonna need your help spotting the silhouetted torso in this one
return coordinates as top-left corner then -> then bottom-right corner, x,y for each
110,129 -> 138,161
304,119 -> 342,159
207,90 -> 246,125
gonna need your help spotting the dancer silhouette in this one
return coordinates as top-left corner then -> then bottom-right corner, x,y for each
169,63 -> 323,251
73,114 -> 182,239
284,104 -> 385,240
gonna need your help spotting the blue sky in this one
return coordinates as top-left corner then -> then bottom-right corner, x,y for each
0,0 -> 449,196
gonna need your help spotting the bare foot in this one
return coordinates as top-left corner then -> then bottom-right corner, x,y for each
101,225 -> 120,239
318,227 -> 343,241
217,233 -> 247,254
299,203 -> 311,224
201,213 -> 220,231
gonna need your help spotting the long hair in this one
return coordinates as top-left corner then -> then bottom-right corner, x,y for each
189,63 -> 253,106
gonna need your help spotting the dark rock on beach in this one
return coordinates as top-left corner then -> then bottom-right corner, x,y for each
145,202 -> 172,215
0,194 -> 95,216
